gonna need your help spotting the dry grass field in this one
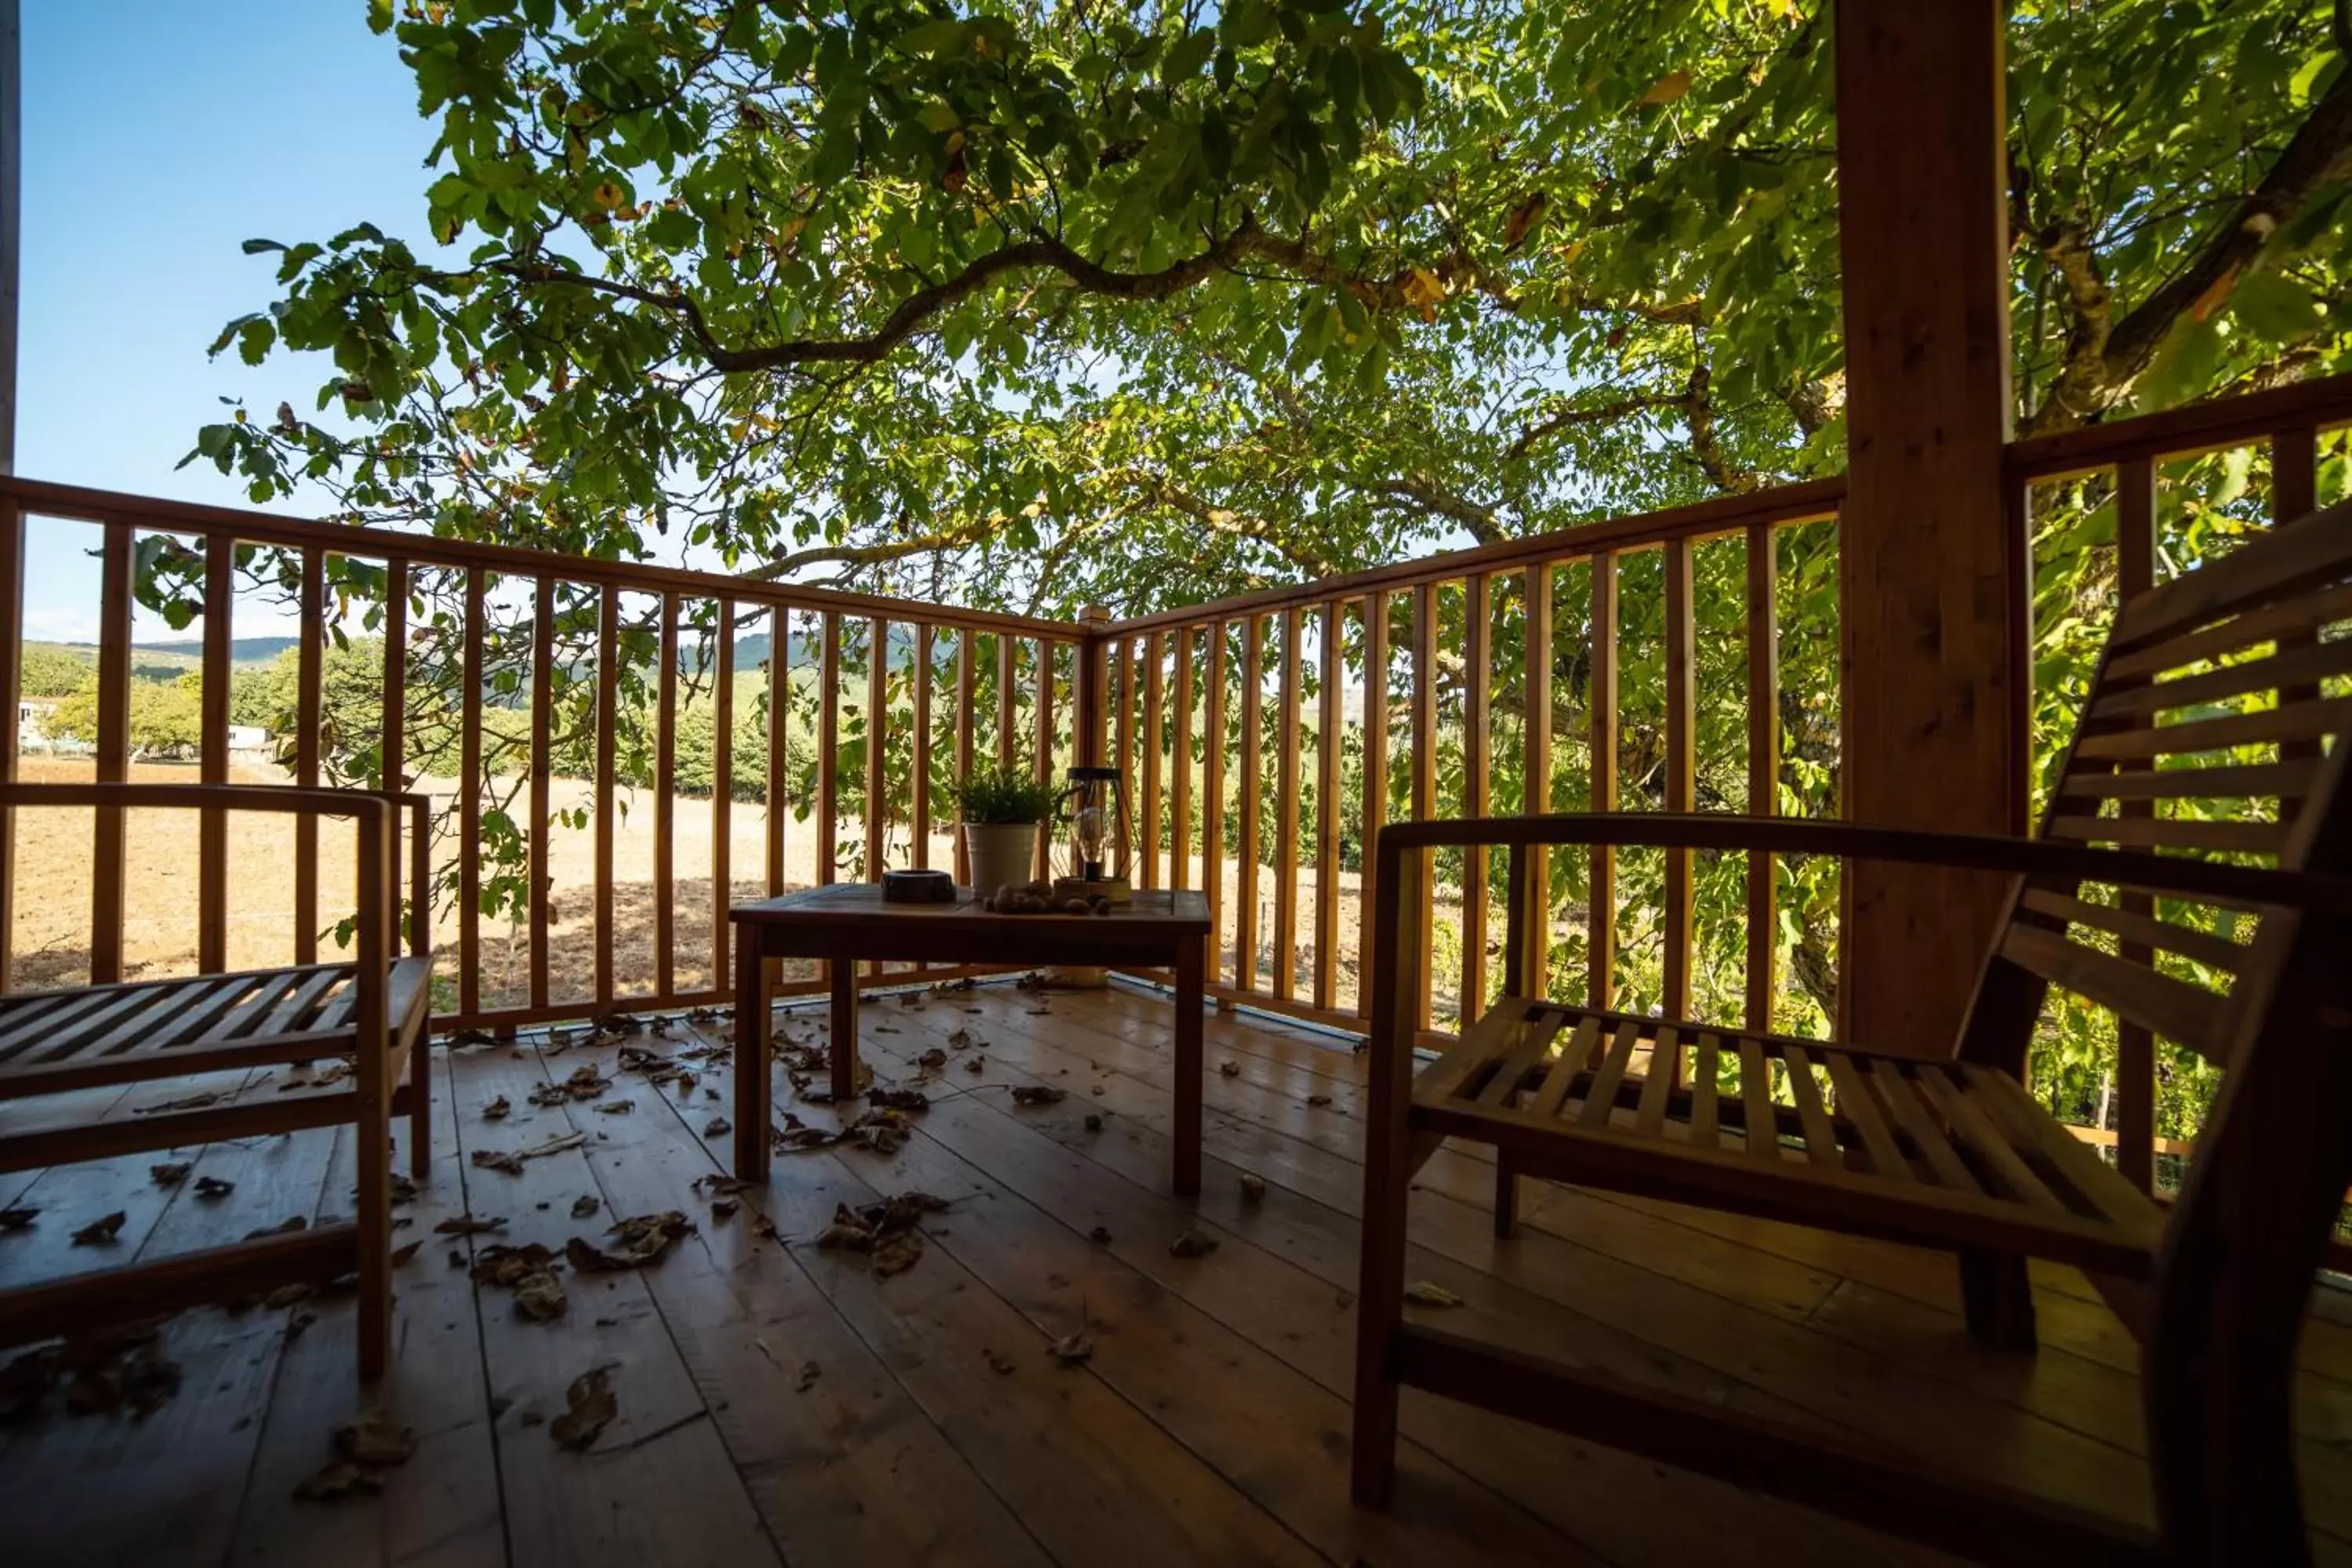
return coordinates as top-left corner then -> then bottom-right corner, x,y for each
5,756 -> 1427,1022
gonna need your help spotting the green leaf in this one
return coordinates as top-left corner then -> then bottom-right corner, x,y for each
1163,28 -> 1216,85
2229,269 -> 2320,343
241,238 -> 286,255
894,20 -> 968,58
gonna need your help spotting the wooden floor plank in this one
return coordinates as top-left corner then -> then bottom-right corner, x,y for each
4,981 -> 2349,1567
455,1040 -> 779,1568
230,1042 -> 505,1568
537,1029 -> 1058,1568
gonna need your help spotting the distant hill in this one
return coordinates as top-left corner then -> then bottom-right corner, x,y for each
27,636 -> 299,673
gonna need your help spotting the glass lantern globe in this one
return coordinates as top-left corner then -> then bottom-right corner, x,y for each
1058,765 -> 1132,900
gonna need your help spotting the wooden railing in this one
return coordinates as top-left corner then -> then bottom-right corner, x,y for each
0,476 -> 1084,1029
2,372 -> 2347,1184
1092,479 -> 1848,1041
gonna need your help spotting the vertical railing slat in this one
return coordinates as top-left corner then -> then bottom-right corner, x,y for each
1357,592 -> 1388,1018
912,622 -> 933,870
818,610 -> 840,885
1461,573 -> 1491,1022
0,499 -> 20,992
198,536 -> 233,975
1143,633 -> 1166,891
766,607 -> 788,896
381,559 -> 409,967
1273,608 -> 1301,999
1744,525 -> 1779,1033
996,632 -> 1017,773
1236,616 -> 1264,992
1115,637 -> 1137,875
459,567 -> 484,1016
1315,601 -> 1342,1010
1588,551 -> 1619,1010
1663,540 -> 1695,1022
1410,582 -> 1439,1033
593,583 -> 619,1007
655,591 -> 679,996
294,549 -> 323,968
1171,630 -> 1193,893
712,598 -> 735,983
865,616 -> 889,880
953,630 -> 975,886
528,575 -> 554,1011
1034,637 -> 1054,880
1520,566 -> 1552,997
2114,457 -> 2158,1195
90,522 -> 132,985
1203,624 -> 1227,984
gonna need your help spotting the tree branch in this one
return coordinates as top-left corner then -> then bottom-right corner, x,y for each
2024,64 -> 2352,434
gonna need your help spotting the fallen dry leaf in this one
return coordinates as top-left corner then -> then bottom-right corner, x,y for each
70,1212 -> 127,1247
1082,1112 -> 1103,1132
391,1239 -> 424,1269
794,1360 -> 820,1393
1009,1085 -> 1065,1107
512,1272 -> 567,1322
985,1349 -> 1017,1374
150,1162 -> 191,1187
193,1175 -> 235,1200
1218,1061 -> 1240,1078
1167,1229 -> 1218,1259
571,1195 -> 601,1219
702,1116 -> 731,1138
519,1131 -> 588,1160
470,1149 -> 524,1176
595,1099 -> 634,1115
1305,1094 -> 1333,1108
336,1410 -> 419,1466
1403,1280 -> 1465,1308
0,1205 -> 37,1232
870,1232 -> 924,1276
568,1211 -> 693,1272
481,1096 -> 511,1121
434,1214 -> 506,1236
550,1367 -> 618,1450
1239,1174 -> 1267,1205
1047,1330 -> 1094,1367
1087,1225 -> 1112,1245
867,1088 -> 927,1112
294,1460 -> 383,1501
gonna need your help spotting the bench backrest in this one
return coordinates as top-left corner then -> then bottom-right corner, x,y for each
1957,495 -> 2352,1345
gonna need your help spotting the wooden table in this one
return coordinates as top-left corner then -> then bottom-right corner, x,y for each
729,885 -> 1214,1192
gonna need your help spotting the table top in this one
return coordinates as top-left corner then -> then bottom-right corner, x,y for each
730,883 -> 1210,934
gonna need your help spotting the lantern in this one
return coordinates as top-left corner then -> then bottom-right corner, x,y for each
1056,765 -> 1132,903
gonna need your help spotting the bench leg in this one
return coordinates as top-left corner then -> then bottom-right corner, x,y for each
1494,1149 -> 1519,1240
1958,1248 -> 2036,1352
408,1040 -> 431,1181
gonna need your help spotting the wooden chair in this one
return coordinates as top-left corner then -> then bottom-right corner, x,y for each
0,783 -> 434,1379
1352,496 -> 2352,1564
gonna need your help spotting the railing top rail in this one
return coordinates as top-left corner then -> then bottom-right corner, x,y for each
0,474 -> 1084,642
1098,477 -> 1845,638
2005,370 -> 2352,482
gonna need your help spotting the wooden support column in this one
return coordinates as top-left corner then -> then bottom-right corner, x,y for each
1836,0 -> 2020,1054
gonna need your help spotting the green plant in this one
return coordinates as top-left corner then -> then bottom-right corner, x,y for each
947,764 -> 1058,826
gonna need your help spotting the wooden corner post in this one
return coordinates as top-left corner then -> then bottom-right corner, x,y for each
1835,1 -> 2023,1053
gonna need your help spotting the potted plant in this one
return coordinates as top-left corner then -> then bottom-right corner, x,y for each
947,763 -> 1058,896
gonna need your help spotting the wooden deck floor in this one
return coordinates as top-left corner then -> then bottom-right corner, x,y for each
3,977 -> 2350,1567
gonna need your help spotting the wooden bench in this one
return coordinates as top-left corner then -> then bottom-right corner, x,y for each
1352,495 -> 2352,1563
0,784 -> 432,1379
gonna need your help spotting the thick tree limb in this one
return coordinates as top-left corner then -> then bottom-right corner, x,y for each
1507,393 -> 1684,463
1361,475 -> 1508,544
2024,65 -> 2352,434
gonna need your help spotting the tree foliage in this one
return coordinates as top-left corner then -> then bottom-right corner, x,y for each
164,0 -> 2350,1134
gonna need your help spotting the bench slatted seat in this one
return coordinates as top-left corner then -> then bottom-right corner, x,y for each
0,785 -> 433,1379
1352,495 -> 2352,1565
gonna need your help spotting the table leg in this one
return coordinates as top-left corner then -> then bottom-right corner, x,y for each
733,927 -> 768,1181
829,960 -> 859,1102
1174,935 -> 1204,1196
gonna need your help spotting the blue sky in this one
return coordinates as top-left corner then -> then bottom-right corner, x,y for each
17,1 -> 435,640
